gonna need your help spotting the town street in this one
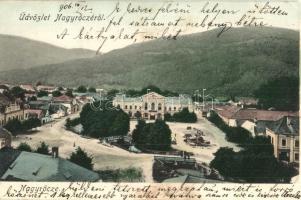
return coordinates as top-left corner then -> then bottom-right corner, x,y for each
12,113 -> 239,182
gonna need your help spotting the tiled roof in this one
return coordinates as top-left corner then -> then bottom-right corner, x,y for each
53,95 -> 73,102
215,105 -> 241,119
25,109 -> 44,116
20,84 -> 35,92
232,109 -> 298,121
267,116 -> 299,136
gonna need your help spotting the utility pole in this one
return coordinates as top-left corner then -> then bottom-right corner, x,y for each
202,88 -> 206,111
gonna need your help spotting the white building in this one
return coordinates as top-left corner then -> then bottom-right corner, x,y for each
113,92 -> 194,120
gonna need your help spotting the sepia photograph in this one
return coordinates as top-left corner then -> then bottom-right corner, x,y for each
0,1 -> 299,198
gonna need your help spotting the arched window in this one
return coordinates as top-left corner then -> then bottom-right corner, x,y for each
125,105 -> 128,109
151,103 -> 155,110
169,107 -> 171,111
129,105 -> 132,110
174,107 -> 176,111
144,103 -> 148,110
134,105 -> 137,110
158,103 -> 162,111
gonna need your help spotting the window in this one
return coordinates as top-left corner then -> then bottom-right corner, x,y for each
151,103 -> 155,110
174,107 -> 176,111
282,139 -> 286,147
144,103 -> 148,110
295,153 -> 299,161
295,140 -> 299,148
125,105 -> 128,109
129,105 -> 132,110
134,105 -> 137,110
158,103 -> 162,111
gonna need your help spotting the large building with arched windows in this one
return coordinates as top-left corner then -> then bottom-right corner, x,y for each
112,92 -> 194,120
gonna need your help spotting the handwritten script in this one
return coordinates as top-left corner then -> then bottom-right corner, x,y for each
17,1 -> 290,54
1,182 -> 301,200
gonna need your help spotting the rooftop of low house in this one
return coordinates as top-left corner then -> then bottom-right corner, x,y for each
267,116 -> 299,136
215,105 -> 298,122
232,109 -> 298,121
1,151 -> 100,182
53,95 -> 73,102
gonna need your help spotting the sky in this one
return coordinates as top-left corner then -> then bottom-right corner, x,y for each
0,0 -> 299,53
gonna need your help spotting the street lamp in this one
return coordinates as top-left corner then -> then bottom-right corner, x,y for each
202,88 -> 206,111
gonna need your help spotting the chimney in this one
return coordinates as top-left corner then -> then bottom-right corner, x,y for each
52,147 -> 59,158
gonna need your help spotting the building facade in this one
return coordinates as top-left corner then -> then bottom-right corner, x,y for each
0,127 -> 12,148
266,116 -> 299,164
113,92 -> 194,120
0,94 -> 24,126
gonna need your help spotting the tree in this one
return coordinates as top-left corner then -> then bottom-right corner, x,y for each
132,119 -> 146,146
28,96 -> 37,101
88,87 -> 96,93
164,113 -> 173,121
208,111 -> 251,144
4,119 -> 23,135
108,111 -> 130,136
22,118 -> 41,131
69,147 -> 93,170
80,102 -> 130,138
65,88 -> 74,97
164,108 -> 197,123
10,86 -> 25,99
210,137 -> 298,183
171,108 -> 197,123
76,85 -> 87,93
132,119 -> 172,151
254,76 -> 299,111
57,86 -> 64,91
37,90 -> 48,97
17,142 -> 32,152
52,90 -> 62,97
36,142 -> 50,155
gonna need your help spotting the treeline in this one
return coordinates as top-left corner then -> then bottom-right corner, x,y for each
210,137 -> 297,183
4,118 -> 41,135
164,108 -> 197,123
208,111 -> 251,144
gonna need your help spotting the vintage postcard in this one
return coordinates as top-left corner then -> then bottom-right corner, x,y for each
0,0 -> 300,199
